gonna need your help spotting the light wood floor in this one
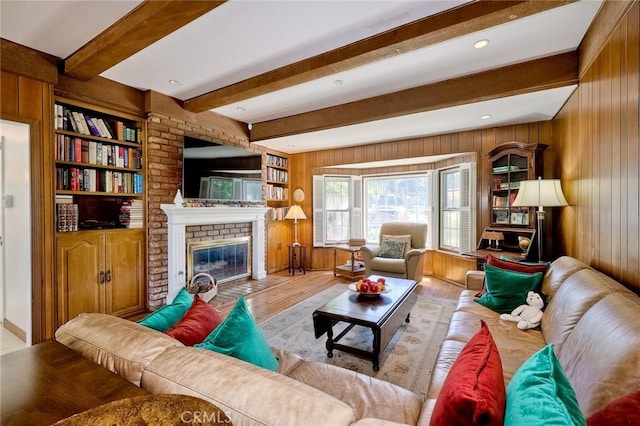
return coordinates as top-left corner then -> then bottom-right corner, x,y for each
215,270 -> 464,323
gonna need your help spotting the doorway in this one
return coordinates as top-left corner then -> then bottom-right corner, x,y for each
0,119 -> 32,347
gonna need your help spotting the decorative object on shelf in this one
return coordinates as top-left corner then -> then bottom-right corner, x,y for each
518,236 -> 531,257
482,230 -> 505,251
173,189 -> 184,207
284,205 -> 307,246
512,177 -> 569,261
187,272 -> 217,302
292,187 -> 305,203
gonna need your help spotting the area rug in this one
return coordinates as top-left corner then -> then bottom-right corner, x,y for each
258,284 -> 457,396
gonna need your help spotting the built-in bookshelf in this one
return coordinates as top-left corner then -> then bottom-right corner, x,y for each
54,97 -> 145,231
266,153 -> 289,205
53,97 -> 147,327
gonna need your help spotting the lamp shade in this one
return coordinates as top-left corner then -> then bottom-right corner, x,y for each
512,179 -> 568,208
285,205 -> 307,220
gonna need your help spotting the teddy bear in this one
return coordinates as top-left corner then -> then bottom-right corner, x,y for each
500,290 -> 546,330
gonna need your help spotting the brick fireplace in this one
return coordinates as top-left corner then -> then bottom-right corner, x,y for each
161,204 -> 270,303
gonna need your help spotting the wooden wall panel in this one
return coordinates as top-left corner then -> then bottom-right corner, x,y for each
553,2 -> 640,294
293,121 -> 553,271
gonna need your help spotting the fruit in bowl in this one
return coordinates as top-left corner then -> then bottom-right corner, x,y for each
354,277 -> 387,294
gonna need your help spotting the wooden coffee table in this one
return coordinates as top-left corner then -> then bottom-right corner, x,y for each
312,275 -> 417,371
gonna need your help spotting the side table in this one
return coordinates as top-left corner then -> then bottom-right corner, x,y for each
288,244 -> 306,275
332,244 -> 365,279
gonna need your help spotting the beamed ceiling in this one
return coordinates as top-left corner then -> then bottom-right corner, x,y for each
1,0 -> 623,154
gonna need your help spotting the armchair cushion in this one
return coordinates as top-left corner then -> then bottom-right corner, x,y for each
378,239 -> 407,259
382,234 -> 412,255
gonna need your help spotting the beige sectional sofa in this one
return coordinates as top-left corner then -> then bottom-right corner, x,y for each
55,256 -> 640,425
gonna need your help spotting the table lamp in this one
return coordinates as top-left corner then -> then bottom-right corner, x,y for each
512,177 -> 568,261
285,205 -> 307,246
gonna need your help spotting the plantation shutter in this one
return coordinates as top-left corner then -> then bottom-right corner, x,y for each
458,162 -> 476,253
233,178 -> 243,199
313,175 -> 325,247
351,176 -> 363,239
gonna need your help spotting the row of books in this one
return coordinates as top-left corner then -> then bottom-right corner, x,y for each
266,206 -> 288,221
492,192 -> 518,208
55,196 -> 78,232
55,104 -> 139,143
266,154 -> 288,168
56,167 -> 144,194
55,134 -> 142,169
119,199 -> 144,228
266,167 -> 288,183
492,165 -> 524,173
266,184 -> 288,201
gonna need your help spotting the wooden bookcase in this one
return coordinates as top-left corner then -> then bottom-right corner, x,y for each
485,142 -> 547,227
53,97 -> 147,327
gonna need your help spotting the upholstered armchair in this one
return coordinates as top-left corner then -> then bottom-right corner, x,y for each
360,222 -> 428,282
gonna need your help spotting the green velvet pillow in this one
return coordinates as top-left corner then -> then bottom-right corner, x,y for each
138,287 -> 194,332
378,239 -> 406,259
195,297 -> 278,371
505,344 -> 586,425
475,263 -> 542,314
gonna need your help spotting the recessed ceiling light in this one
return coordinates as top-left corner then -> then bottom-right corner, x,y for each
236,107 -> 246,112
168,79 -> 182,86
480,114 -> 492,120
332,79 -> 344,87
474,39 -> 489,49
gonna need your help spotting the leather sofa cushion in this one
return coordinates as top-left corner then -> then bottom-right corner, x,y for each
540,256 -> 589,298
286,360 -> 423,425
557,293 -> 640,417
542,268 -> 634,350
142,347 -> 357,426
55,313 -> 183,386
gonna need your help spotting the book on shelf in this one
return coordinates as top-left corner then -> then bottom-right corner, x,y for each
56,202 -> 78,232
119,198 -> 143,228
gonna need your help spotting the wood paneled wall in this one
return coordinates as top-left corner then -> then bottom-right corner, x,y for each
0,71 -> 55,342
291,122 -> 554,271
553,2 -> 640,294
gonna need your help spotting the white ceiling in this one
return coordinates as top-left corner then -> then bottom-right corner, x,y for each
0,0 -> 603,156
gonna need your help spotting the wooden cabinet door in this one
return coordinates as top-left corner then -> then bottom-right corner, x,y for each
279,224 -> 293,271
104,230 -> 145,317
266,221 -> 292,273
56,232 -> 103,327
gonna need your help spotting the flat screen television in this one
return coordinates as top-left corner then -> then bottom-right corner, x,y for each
182,136 -> 262,201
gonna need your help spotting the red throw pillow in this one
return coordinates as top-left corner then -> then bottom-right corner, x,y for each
587,391 -> 640,426
166,296 -> 223,346
430,320 -> 506,426
475,254 -> 548,297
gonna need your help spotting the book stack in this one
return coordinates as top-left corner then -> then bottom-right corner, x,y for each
56,195 -> 78,232
119,199 -> 144,228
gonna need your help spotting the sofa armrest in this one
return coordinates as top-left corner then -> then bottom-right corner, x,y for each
465,270 -> 485,291
405,248 -> 426,260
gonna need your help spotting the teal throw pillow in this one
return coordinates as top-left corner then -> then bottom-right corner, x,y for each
378,239 -> 406,259
475,263 -> 542,314
138,287 -> 194,332
505,344 -> 586,426
195,297 -> 278,371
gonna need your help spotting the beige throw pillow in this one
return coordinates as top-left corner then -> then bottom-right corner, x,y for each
382,234 -> 412,255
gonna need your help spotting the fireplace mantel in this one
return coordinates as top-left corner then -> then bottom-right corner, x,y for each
161,204 -> 271,302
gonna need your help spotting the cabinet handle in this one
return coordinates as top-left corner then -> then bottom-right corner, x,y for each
99,271 -> 105,284
106,270 -> 112,283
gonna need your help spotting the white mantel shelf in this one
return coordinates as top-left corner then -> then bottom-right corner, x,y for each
161,204 -> 271,303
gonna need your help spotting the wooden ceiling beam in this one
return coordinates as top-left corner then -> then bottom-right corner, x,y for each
250,51 -> 578,141
62,1 -> 226,81
184,0 -> 576,113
